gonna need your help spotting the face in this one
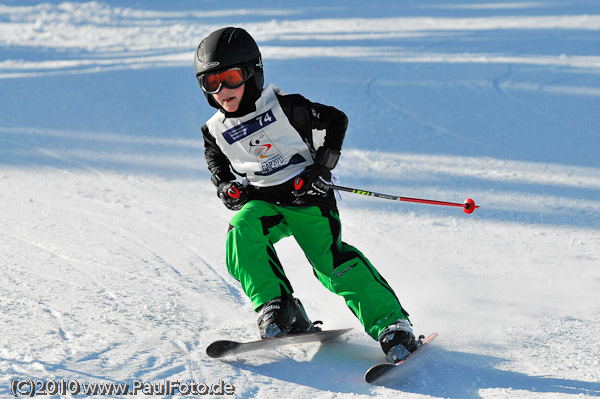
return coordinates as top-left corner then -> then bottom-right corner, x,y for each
212,84 -> 245,113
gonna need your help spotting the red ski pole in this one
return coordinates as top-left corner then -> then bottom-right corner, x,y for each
330,183 -> 479,214
293,178 -> 479,214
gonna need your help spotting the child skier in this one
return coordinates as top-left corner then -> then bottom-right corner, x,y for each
195,27 -> 417,362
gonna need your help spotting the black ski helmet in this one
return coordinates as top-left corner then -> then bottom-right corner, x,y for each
195,27 -> 264,109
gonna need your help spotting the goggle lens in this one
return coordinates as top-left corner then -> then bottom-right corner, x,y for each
202,68 -> 246,94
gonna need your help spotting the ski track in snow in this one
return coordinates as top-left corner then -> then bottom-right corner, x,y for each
1,1 -> 600,398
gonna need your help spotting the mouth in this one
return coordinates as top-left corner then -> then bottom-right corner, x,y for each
223,96 -> 236,103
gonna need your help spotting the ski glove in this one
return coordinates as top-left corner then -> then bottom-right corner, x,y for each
293,147 -> 340,197
217,181 -> 250,211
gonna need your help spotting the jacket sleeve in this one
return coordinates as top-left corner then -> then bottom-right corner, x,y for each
277,93 -> 348,152
202,124 -> 236,186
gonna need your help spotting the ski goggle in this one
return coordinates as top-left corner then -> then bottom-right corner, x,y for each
199,67 -> 247,94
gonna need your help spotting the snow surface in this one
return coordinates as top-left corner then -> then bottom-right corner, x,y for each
1,1 -> 599,398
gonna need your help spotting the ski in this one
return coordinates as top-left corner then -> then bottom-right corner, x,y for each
364,332 -> 438,384
206,328 -> 352,358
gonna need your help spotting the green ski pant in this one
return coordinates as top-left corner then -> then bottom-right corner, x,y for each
226,200 -> 409,340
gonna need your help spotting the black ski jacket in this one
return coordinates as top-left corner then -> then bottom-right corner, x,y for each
202,92 -> 348,208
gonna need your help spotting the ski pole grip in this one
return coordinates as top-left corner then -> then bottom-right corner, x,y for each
227,186 -> 241,199
294,177 -> 304,191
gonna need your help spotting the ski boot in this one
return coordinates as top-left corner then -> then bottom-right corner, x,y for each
378,318 -> 419,363
257,294 -> 321,339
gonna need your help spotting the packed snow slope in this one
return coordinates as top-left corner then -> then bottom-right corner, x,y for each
1,1 -> 599,398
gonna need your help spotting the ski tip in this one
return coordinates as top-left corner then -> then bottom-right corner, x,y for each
206,340 -> 239,358
206,327 -> 352,359
364,332 -> 438,384
364,363 -> 395,384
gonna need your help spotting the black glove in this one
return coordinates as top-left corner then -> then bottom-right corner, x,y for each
217,181 -> 250,211
293,147 -> 340,197
293,164 -> 331,197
